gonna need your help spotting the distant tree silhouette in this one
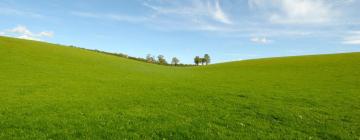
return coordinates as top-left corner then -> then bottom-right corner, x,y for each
157,55 -> 167,65
171,57 -> 180,66
201,58 -> 206,65
194,56 -> 201,65
146,54 -> 155,63
204,54 -> 210,65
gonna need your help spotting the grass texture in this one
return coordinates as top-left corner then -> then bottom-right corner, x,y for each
0,36 -> 359,139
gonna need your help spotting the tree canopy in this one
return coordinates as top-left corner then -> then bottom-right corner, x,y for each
171,57 -> 180,66
194,54 -> 211,65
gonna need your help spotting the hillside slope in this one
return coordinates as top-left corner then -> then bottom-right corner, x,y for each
0,36 -> 359,139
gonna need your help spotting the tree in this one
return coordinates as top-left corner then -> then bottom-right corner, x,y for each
201,58 -> 206,65
171,57 -> 180,66
194,56 -> 200,65
146,54 -> 155,63
204,54 -> 210,65
157,55 -> 167,65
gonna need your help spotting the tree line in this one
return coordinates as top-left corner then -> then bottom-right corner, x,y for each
67,45 -> 210,66
145,54 -> 190,66
146,54 -> 211,66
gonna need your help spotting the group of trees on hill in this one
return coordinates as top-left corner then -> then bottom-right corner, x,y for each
146,54 -> 185,66
194,54 -> 211,65
68,45 -> 208,67
146,54 -> 169,65
146,54 -> 211,66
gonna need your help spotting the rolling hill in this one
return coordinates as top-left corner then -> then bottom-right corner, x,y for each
0,36 -> 359,139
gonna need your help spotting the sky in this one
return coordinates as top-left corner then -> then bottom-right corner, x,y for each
1,0 -> 360,64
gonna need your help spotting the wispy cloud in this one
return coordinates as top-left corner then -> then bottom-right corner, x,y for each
39,31 -> 54,38
69,0 -> 359,44
71,0 -> 233,32
211,0 -> 232,24
142,0 -> 232,31
343,31 -> 360,45
249,0 -> 338,25
143,0 -> 232,24
0,7 -> 44,18
71,11 -> 148,23
1,25 -> 54,41
250,37 -> 272,44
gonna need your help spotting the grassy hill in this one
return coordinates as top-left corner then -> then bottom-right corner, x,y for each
0,36 -> 359,139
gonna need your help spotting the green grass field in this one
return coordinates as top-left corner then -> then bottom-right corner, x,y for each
0,36 -> 359,139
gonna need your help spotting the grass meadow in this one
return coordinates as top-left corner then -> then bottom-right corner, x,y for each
0,36 -> 359,139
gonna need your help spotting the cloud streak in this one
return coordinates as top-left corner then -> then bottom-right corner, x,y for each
211,0 -> 232,24
343,31 -> 360,45
71,11 -> 148,23
68,0 -> 360,46
72,0 -> 233,32
0,7 -> 44,18
250,37 -> 272,44
143,0 -> 232,24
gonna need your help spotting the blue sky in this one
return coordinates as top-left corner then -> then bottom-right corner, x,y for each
1,0 -> 360,63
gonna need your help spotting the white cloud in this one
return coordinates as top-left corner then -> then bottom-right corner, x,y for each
142,2 -> 200,16
71,1 -> 233,32
70,0 -> 357,41
250,37 -> 272,44
211,0 -> 232,24
343,31 -> 360,45
10,25 -> 32,36
249,0 -> 336,24
143,0 -> 232,25
343,39 -> 360,45
39,31 -> 54,38
18,34 -> 41,41
1,25 -> 54,41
